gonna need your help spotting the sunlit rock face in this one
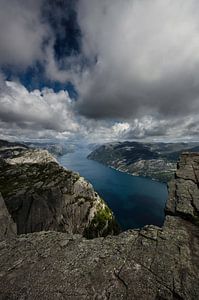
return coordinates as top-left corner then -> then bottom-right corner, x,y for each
0,142 -> 199,299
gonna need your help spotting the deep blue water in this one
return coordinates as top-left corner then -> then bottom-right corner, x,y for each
58,148 -> 168,231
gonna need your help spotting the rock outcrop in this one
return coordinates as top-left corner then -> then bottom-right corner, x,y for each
0,151 -> 198,299
166,153 -> 199,224
0,142 -> 118,238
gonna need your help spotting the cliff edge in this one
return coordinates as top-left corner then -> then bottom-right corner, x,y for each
0,152 -> 198,299
0,141 -> 118,238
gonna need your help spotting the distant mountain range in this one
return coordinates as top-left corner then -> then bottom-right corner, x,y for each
88,141 -> 199,182
0,139 -> 76,158
24,141 -> 75,156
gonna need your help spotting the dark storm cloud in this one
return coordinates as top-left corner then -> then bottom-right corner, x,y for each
1,0 -> 199,121
75,0 -> 199,121
0,0 -> 48,68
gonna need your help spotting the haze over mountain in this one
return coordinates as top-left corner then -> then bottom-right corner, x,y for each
0,0 -> 199,143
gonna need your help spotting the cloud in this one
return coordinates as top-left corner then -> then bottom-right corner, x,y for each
0,0 -> 199,142
121,116 -> 199,141
0,0 -> 80,83
0,79 -> 198,142
0,0 -> 50,69
81,115 -> 199,143
0,80 -> 80,140
75,0 -> 199,122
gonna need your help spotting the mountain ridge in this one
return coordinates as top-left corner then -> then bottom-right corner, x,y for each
88,141 -> 199,182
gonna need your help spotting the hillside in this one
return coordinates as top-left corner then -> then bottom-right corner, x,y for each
88,141 -> 199,182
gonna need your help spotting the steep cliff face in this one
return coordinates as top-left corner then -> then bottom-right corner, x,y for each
0,143 -> 118,238
0,192 -> 16,240
0,151 -> 198,299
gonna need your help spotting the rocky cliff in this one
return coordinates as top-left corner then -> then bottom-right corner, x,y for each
0,152 -> 198,299
0,141 -> 118,238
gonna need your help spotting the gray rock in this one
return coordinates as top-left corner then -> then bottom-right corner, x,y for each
166,152 -> 199,225
0,215 -> 198,299
0,148 -> 198,299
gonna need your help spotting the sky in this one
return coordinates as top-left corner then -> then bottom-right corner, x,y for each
0,0 -> 199,143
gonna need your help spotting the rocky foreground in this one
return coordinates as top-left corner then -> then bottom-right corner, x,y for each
0,149 -> 199,299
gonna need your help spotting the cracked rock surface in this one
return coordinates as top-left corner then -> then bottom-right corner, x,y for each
166,153 -> 199,224
0,151 -> 199,299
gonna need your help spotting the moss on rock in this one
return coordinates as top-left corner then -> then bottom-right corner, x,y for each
84,203 -> 120,239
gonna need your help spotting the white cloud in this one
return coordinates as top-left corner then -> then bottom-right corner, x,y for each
0,80 -> 79,139
112,122 -> 130,135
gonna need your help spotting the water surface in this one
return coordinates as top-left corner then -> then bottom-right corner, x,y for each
58,148 -> 168,230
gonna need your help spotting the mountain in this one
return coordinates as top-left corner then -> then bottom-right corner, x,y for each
0,152 -> 199,299
0,140 -> 119,238
88,141 -> 199,182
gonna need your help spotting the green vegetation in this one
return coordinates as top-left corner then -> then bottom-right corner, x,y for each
84,202 -> 120,239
